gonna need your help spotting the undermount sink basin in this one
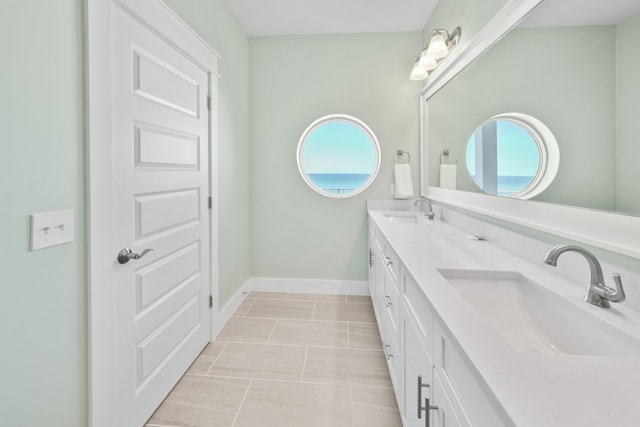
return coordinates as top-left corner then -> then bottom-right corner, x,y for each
382,212 -> 429,224
438,269 -> 640,358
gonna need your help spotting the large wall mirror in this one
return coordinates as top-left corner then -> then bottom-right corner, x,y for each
426,0 -> 640,216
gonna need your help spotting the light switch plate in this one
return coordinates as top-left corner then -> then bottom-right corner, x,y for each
30,210 -> 74,250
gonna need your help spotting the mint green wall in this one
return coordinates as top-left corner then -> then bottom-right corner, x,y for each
250,33 -> 422,280
616,12 -> 640,215
0,1 -> 87,425
428,26 -> 616,211
162,0 -> 252,306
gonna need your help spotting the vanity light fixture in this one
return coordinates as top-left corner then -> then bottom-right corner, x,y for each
410,26 -> 461,81
409,57 -> 430,81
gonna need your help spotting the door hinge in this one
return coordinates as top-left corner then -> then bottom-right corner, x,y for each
209,294 -> 213,309
208,196 -> 212,209
207,95 -> 212,111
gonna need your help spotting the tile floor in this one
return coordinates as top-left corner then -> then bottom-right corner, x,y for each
145,292 -> 402,427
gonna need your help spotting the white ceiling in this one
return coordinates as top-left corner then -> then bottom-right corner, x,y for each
224,0 -> 640,37
523,0 -> 640,27
223,0 -> 440,36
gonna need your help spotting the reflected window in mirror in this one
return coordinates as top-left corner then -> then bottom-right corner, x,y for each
465,113 -> 559,199
297,114 -> 381,198
425,2 -> 640,215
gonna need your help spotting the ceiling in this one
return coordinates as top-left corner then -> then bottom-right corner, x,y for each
223,0 -> 440,36
523,0 -> 640,27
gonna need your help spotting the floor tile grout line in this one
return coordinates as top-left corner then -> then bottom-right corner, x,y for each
230,378 -> 253,427
204,341 -> 228,376
300,345 -> 310,383
347,322 -> 351,349
266,318 -> 278,343
312,301 -> 317,320
201,373 -> 396,389
207,339 -> 383,351
242,298 -> 257,318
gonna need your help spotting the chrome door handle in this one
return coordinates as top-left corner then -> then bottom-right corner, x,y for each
117,248 -> 154,264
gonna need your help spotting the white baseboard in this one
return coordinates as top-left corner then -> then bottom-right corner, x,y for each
210,280 -> 251,339
244,277 -> 370,296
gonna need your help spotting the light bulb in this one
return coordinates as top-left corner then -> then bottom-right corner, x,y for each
409,59 -> 429,81
419,49 -> 438,71
427,31 -> 449,59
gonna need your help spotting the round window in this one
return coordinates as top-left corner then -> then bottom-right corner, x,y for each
465,113 -> 559,199
297,114 -> 381,198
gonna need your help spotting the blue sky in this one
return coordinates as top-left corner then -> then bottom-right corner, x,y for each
466,120 -> 540,177
302,121 -> 376,174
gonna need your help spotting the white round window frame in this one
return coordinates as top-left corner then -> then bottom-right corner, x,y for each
296,114 -> 381,199
468,112 -> 559,200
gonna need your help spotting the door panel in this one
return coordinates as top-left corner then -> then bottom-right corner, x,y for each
111,5 -> 210,426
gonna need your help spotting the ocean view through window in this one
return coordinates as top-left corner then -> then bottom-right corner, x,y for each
464,113 -> 559,200
297,114 -> 381,198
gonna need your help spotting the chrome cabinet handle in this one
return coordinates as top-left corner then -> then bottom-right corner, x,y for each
417,375 -> 430,419
384,344 -> 393,360
421,397 -> 438,427
384,295 -> 393,307
117,248 -> 154,264
385,256 -> 393,266
418,375 -> 437,427
369,249 -> 375,267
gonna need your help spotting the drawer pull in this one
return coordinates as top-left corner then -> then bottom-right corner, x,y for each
417,375 -> 430,419
385,256 -> 393,266
384,295 -> 393,307
422,397 -> 439,427
384,344 -> 393,360
369,249 -> 375,267
418,376 -> 438,427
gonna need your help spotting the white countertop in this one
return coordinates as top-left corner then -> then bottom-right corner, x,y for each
369,208 -> 640,427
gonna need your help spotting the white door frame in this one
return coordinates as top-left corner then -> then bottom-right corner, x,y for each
86,1 -> 220,425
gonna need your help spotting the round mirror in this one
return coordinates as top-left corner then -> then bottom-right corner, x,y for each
297,114 -> 381,198
465,113 -> 559,199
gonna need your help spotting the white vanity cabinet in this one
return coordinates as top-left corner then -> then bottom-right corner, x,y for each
368,219 -> 403,403
368,217 -> 509,427
402,271 -> 470,427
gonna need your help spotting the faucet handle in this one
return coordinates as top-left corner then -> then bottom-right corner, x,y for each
604,274 -> 626,303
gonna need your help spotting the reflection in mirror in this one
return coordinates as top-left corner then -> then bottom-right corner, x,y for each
297,114 -> 380,198
465,113 -> 559,199
466,119 -> 539,197
427,0 -> 640,215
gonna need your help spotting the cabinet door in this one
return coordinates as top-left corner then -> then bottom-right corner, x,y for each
432,373 -> 468,427
403,309 -> 433,427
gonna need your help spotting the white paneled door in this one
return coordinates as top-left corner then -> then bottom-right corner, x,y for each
109,5 -> 211,426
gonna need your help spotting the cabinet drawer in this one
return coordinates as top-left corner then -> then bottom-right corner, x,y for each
384,309 -> 402,390
434,321 -> 507,427
383,269 -> 400,334
383,245 -> 400,284
403,272 -> 435,356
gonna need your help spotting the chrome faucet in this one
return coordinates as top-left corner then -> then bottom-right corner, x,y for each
413,198 -> 435,220
543,245 -> 625,308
